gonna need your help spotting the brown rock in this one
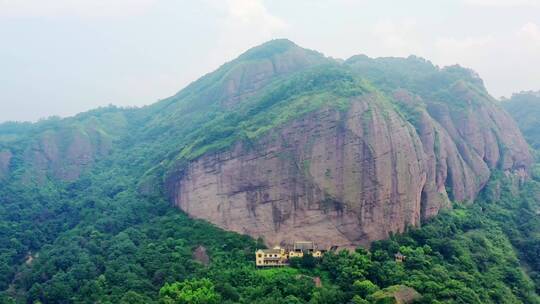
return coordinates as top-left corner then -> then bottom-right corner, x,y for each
192,245 -> 210,266
167,88 -> 532,247
23,126 -> 112,183
169,95 -> 433,248
222,47 -> 326,107
0,150 -> 12,179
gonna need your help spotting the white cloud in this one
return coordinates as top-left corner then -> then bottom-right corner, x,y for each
205,0 -> 289,63
369,19 -> 425,57
435,36 -> 493,60
226,0 -> 287,32
431,23 -> 540,97
0,0 -> 157,18
518,22 -> 540,46
463,0 -> 540,7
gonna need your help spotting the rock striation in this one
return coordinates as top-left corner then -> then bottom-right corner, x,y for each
168,91 -> 532,248
165,41 -> 533,247
0,150 -> 12,179
22,126 -> 112,183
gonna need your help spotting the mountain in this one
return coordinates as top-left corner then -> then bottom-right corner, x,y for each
1,39 -> 539,303
159,41 -> 532,248
503,91 -> 540,149
0,40 -> 532,249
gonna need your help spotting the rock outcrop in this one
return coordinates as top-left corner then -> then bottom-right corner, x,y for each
167,88 -> 532,247
218,41 -> 327,108
22,126 -> 112,183
169,95 -> 430,247
0,150 -> 12,179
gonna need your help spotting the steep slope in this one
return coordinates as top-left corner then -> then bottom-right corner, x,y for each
160,43 -> 532,247
168,94 -> 430,247
0,149 -> 11,179
503,91 -> 540,149
0,107 -> 129,183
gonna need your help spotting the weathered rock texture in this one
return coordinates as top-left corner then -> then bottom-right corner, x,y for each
192,245 -> 210,266
219,46 -> 326,108
23,127 -> 112,183
0,150 -> 12,179
168,91 -> 532,248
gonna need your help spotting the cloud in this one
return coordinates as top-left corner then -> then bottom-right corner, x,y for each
0,0 -> 157,18
205,0 -> 289,63
432,23 -> 540,97
369,19 -> 425,57
435,36 -> 493,58
518,22 -> 540,46
226,0 -> 287,33
463,0 -> 540,7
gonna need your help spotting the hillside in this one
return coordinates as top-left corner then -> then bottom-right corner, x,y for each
503,91 -> 540,149
0,40 -> 538,303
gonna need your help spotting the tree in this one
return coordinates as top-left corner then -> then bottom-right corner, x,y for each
301,254 -> 317,269
159,279 -> 221,304
120,291 -> 151,304
352,280 -> 379,298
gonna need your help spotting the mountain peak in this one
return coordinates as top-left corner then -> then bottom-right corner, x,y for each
238,39 -> 300,61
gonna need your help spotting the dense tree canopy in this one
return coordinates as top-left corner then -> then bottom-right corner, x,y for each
0,164 -> 539,303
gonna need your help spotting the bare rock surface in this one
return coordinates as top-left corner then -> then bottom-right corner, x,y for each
0,150 -> 12,178
192,245 -> 210,266
23,127 -> 112,183
168,91 -> 532,248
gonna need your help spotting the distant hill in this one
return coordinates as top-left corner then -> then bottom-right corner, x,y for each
503,91 -> 540,150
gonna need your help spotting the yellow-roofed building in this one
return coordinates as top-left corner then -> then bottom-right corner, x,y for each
256,241 -> 326,267
255,246 -> 288,267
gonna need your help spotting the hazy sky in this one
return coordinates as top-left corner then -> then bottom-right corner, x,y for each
1,0 -> 539,122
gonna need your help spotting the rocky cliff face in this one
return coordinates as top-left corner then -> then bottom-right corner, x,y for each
22,126 -> 112,183
218,42 -> 327,108
165,42 -> 533,248
0,150 -> 12,179
168,91 -> 532,248
0,110 -> 126,185
169,95 -> 429,247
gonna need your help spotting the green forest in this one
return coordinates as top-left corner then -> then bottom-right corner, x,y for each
1,149 -> 539,303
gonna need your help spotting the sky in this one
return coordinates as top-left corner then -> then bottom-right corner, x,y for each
1,0 -> 539,122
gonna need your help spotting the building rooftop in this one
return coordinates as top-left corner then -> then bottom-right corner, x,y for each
258,249 -> 282,254
293,241 -> 315,251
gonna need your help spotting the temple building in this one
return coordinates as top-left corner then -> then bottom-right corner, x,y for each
256,246 -> 288,267
255,241 -> 326,267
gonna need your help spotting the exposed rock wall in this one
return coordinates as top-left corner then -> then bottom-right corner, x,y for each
220,46 -> 326,107
167,92 -> 533,247
0,150 -> 12,179
23,127 -> 112,183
